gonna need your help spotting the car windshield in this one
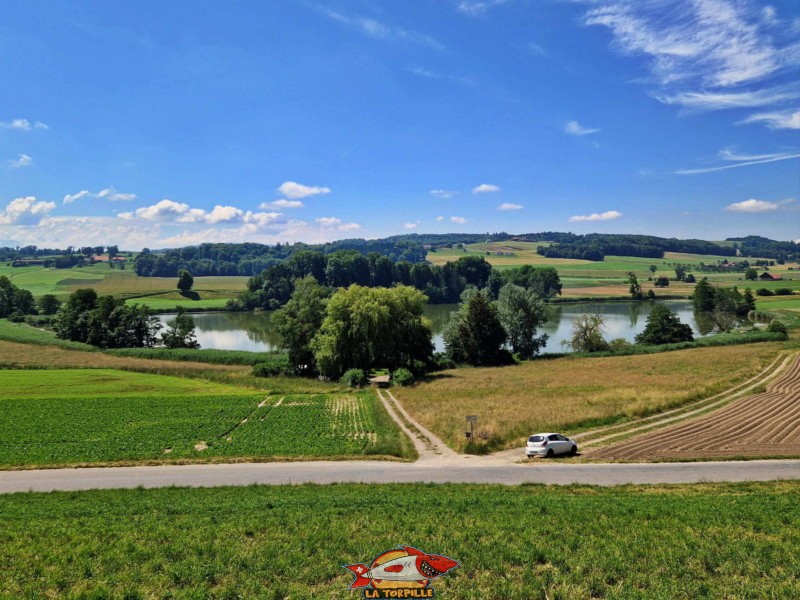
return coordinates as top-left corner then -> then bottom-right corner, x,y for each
529,435 -> 544,442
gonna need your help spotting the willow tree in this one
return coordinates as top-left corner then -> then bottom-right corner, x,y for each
311,285 -> 433,378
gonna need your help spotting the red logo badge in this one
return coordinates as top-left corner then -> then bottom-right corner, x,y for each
344,546 -> 459,598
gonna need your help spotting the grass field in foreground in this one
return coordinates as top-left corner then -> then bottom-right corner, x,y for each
397,343 -> 783,452
1,482 -> 798,599
0,372 -> 411,466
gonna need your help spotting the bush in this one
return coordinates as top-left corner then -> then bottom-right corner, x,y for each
430,352 -> 457,372
8,310 -> 25,323
774,288 -> 794,296
766,320 -> 788,338
608,338 -> 633,352
252,353 -> 295,377
391,368 -> 415,387
756,288 -> 774,296
340,368 -> 368,388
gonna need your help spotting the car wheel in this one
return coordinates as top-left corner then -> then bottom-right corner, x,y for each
570,445 -> 578,456
546,449 -> 554,458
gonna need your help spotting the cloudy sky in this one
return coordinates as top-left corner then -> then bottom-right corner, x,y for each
1,0 -> 798,249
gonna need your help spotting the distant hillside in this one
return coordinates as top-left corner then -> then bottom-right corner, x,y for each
725,236 -> 800,261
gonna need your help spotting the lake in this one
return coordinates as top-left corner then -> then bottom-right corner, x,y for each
158,300 -> 713,354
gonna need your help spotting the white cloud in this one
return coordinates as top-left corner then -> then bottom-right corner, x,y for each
277,181 -> 331,199
580,1 -> 800,126
0,119 -> 48,131
338,222 -> 362,232
450,216 -> 467,224
565,120 -> 600,136
657,87 -> 800,111
724,198 -> 793,212
97,188 -> 137,201
204,205 -> 244,224
472,183 -> 501,194
410,66 -> 441,79
528,42 -> 545,56
128,199 -> 282,227
430,189 -> 457,199
436,216 -> 444,221
404,221 -> 421,229
0,119 -> 31,131
739,109 -> 800,129
314,5 -> 443,50
675,149 -> 800,174
498,203 -> 523,211
568,210 -> 622,222
456,0 -> 509,16
64,187 -> 137,204
316,216 -> 361,231
0,196 -> 56,225
261,199 -> 305,209
63,190 -> 91,204
8,154 -> 32,168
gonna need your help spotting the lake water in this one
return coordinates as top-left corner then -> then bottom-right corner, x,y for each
158,300 -> 712,354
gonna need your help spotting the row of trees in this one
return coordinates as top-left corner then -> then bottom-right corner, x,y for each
238,252 -> 562,311
537,234 -> 740,262
692,278 -> 755,331
54,289 -> 198,349
271,277 -> 553,379
132,239 -> 427,278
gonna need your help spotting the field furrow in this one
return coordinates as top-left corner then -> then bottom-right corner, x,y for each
591,356 -> 800,460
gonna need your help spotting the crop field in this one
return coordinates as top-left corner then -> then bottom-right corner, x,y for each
1,482 -> 798,598
757,296 -> 800,311
396,343 -> 783,452
591,355 -> 800,461
0,263 -> 247,307
0,369 -> 410,467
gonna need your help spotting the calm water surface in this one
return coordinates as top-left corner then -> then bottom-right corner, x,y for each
159,300 -> 711,354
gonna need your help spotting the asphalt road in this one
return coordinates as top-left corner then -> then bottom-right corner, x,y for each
2,459 -> 799,494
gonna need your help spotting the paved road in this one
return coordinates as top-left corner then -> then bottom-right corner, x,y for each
2,459 -> 799,494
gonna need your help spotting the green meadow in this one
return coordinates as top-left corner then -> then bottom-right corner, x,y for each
1,482 -> 798,599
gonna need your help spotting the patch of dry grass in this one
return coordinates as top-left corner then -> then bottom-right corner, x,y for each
396,343 -> 783,451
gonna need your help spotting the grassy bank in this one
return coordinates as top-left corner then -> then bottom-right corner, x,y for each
108,347 -> 270,365
1,482 -> 798,598
397,343 -> 784,452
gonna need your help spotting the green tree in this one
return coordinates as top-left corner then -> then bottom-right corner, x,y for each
692,278 -> 716,312
496,283 -> 548,359
311,285 -> 433,378
452,256 -> 493,289
37,294 -> 62,315
177,269 -> 194,294
627,272 -> 643,300
562,313 -> 610,353
674,265 -> 687,281
160,307 -> 200,349
649,265 -> 658,275
273,276 -> 329,375
635,305 -> 694,345
443,289 -> 509,366
744,267 -> 758,281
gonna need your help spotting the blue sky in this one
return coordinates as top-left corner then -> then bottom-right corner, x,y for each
0,0 -> 798,249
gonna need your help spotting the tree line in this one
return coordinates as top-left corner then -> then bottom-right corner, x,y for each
537,233 -> 740,262
53,289 -> 199,349
132,239 -> 427,277
234,252 -> 562,310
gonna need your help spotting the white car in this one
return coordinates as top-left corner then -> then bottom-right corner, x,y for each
526,433 -> 578,458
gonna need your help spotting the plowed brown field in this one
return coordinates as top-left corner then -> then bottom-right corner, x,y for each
590,354 -> 800,460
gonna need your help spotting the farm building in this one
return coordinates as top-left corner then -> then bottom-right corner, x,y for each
759,272 -> 782,281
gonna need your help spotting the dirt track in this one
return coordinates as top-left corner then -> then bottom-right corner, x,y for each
590,355 -> 800,460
